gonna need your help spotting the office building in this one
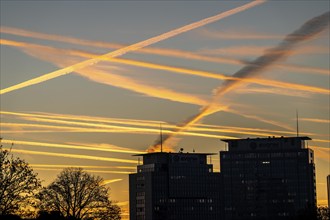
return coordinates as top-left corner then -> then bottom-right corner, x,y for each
220,136 -> 316,220
129,152 -> 221,220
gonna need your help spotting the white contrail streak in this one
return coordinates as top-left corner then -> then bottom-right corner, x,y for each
0,1 -> 265,95
3,148 -> 138,164
151,11 -> 330,150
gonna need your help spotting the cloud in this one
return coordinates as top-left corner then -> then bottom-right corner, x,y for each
1,138 -> 144,155
300,118 -> 330,124
100,179 -> 123,186
309,146 -> 330,162
3,148 -> 138,164
2,39 -> 328,97
235,86 -> 311,98
30,164 -> 136,170
151,11 -> 330,151
2,110 -> 307,142
199,28 -> 284,40
198,45 -> 328,57
0,0 -> 265,95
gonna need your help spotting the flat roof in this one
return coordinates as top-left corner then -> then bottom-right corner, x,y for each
133,152 -> 217,156
221,136 -> 311,142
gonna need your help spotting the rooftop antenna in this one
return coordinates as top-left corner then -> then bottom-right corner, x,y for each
296,110 -> 299,137
160,123 -> 163,153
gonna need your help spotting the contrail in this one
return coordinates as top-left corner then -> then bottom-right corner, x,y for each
2,39 -> 328,96
309,146 -> 330,162
151,11 -> 330,151
2,26 -> 328,75
3,110 -> 310,138
33,168 -> 131,174
198,45 -> 328,57
2,113 -> 237,139
299,118 -> 330,124
0,40 -> 217,106
0,0 -> 265,95
1,121 -> 285,138
30,164 -> 136,170
100,179 -> 123,186
1,139 -> 143,154
3,148 -> 138,164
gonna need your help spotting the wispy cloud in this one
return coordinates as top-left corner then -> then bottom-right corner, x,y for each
2,110 -> 306,141
300,118 -> 330,124
2,39 -> 328,97
0,1 -> 265,95
235,87 -> 311,98
198,45 -> 329,57
34,168 -> 131,174
1,138 -> 144,155
199,28 -> 284,40
309,146 -> 330,162
30,164 -> 136,170
2,25 -> 328,76
151,11 -> 330,151
3,148 -> 138,164
100,179 -> 123,186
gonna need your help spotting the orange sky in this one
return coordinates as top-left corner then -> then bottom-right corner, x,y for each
1,1 -> 329,216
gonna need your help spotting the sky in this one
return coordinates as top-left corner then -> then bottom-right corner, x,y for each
0,0 -> 329,218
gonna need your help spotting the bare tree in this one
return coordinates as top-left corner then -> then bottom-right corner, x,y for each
0,142 -> 41,216
37,167 -> 121,220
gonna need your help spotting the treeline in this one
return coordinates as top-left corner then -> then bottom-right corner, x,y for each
0,145 -> 121,220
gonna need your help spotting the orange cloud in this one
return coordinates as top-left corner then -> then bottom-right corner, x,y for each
152,11 -> 329,149
309,146 -> 330,162
0,1 -> 265,95
1,139 -> 143,155
2,39 -> 328,97
3,148 -> 138,164
300,118 -> 330,124
100,179 -> 123,186
2,24 -> 328,76
3,110 -> 310,140
30,164 -> 136,170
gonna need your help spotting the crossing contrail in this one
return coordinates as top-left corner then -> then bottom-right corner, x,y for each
150,11 -> 330,151
2,110 -> 305,137
2,26 -> 328,75
0,0 -> 265,95
2,148 -> 138,164
2,38 -> 328,96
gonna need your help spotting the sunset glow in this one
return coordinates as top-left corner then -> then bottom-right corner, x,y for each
1,1 -> 329,218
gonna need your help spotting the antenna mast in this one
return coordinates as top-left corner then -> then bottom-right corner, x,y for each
296,110 -> 299,137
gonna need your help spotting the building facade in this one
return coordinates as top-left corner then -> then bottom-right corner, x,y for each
129,152 -> 221,220
220,136 -> 316,220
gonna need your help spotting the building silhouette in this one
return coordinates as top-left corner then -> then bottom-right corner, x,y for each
129,136 -> 316,220
220,136 -> 316,220
129,152 -> 221,220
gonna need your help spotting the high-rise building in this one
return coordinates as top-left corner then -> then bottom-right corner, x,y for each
220,136 -> 316,220
129,152 -> 222,220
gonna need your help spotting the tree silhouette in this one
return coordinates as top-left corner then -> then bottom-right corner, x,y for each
37,167 -> 121,220
316,206 -> 330,220
0,142 -> 41,217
